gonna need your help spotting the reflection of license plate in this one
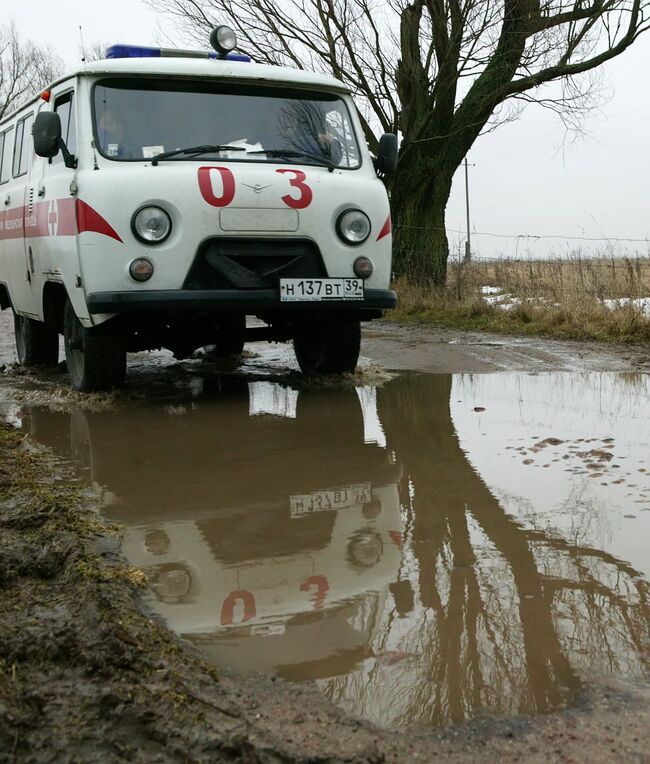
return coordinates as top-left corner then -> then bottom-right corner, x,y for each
280,278 -> 364,302
290,483 -> 372,517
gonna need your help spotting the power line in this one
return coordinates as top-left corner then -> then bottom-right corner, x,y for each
393,224 -> 650,243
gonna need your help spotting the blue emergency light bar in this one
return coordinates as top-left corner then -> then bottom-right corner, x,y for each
105,44 -> 251,63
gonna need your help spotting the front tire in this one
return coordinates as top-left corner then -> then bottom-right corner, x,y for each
63,299 -> 126,392
13,312 -> 59,367
293,320 -> 361,374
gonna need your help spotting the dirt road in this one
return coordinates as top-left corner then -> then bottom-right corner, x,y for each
2,308 -> 649,379
362,320 -> 650,372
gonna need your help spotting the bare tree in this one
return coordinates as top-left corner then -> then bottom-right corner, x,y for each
145,0 -> 650,284
80,41 -> 109,63
0,21 -> 64,122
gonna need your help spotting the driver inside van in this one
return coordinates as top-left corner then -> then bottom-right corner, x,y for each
96,108 -> 138,159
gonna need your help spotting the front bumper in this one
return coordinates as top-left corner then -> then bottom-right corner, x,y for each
86,288 -> 397,315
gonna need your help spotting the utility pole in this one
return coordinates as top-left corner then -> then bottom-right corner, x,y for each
464,157 -> 472,263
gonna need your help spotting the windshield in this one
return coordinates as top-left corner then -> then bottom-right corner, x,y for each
93,78 -> 361,169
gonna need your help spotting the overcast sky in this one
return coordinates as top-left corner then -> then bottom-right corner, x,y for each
7,0 -> 650,259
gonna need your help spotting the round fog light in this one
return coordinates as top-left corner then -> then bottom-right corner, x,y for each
354,256 -> 374,279
129,258 -> 154,282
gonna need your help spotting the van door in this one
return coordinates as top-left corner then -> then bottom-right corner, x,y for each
0,124 -> 15,298
2,112 -> 35,315
27,90 -> 78,319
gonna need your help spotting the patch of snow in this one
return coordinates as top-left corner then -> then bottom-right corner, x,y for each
482,292 -> 523,311
603,297 -> 650,317
480,285 -> 503,295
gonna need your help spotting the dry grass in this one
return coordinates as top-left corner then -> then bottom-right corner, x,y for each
392,254 -> 650,343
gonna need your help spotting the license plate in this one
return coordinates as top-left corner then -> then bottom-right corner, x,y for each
290,483 -> 372,517
280,278 -> 364,302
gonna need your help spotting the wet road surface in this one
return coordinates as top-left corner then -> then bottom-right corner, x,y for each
3,357 -> 648,730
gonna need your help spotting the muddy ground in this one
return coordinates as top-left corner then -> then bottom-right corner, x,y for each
1,312 -> 649,762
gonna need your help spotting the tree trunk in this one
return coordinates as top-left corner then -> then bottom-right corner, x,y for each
390,153 -> 453,286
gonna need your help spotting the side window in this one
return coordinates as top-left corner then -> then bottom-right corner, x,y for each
12,120 -> 25,177
19,114 -> 34,175
53,92 -> 77,163
0,128 -> 12,184
12,114 -> 33,178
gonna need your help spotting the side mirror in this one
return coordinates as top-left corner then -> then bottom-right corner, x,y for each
33,112 -> 62,159
374,133 -> 398,175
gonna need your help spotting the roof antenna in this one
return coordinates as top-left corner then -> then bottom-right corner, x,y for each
79,25 -> 87,71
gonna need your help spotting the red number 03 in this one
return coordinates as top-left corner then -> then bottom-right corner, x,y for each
276,169 -> 313,209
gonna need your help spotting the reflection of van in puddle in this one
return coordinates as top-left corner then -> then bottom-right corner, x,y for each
0,26 -> 397,391
21,380 -> 403,676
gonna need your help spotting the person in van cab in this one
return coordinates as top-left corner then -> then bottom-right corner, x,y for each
96,107 -> 138,159
277,101 -> 341,163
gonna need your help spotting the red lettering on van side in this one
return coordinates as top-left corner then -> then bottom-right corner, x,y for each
220,590 -> 256,625
300,575 -> 329,609
198,166 -> 236,207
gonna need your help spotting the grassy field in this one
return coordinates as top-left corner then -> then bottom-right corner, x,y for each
392,254 -> 650,343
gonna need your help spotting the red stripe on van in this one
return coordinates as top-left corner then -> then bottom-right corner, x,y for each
76,199 -> 123,242
0,199 -> 122,242
376,215 -> 391,241
0,206 -> 25,240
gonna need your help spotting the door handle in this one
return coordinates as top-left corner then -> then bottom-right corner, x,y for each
38,184 -> 46,198
3,194 -> 9,207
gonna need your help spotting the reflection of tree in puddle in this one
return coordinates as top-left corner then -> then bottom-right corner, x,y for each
321,374 -> 649,728
17,372 -> 650,730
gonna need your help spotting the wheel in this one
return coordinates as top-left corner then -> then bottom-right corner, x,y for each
13,312 -> 59,366
63,299 -> 126,392
293,320 -> 361,374
206,315 -> 246,358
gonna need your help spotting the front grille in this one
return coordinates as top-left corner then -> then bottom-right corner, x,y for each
184,238 -> 327,290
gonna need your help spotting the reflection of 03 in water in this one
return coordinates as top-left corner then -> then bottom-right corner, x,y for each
17,372 -> 650,731
114,381 -> 403,677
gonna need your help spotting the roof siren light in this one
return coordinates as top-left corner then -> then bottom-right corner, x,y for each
210,26 -> 238,56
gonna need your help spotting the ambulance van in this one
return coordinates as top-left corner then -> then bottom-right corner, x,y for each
0,27 -> 397,391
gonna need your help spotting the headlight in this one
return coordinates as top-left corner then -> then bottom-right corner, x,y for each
336,209 -> 371,245
348,531 -> 383,568
132,206 -> 172,244
152,566 -> 192,602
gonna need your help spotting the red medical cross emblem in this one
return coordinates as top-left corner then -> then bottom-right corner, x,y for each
48,201 -> 58,237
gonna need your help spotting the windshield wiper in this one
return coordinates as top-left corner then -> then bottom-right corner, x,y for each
247,148 -> 335,172
151,145 -> 246,166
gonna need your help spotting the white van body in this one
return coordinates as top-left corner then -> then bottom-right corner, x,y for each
0,49 -> 396,389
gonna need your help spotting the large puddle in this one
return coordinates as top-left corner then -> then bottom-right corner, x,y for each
4,370 -> 649,730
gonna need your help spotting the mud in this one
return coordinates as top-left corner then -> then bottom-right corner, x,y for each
1,307 -> 650,762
